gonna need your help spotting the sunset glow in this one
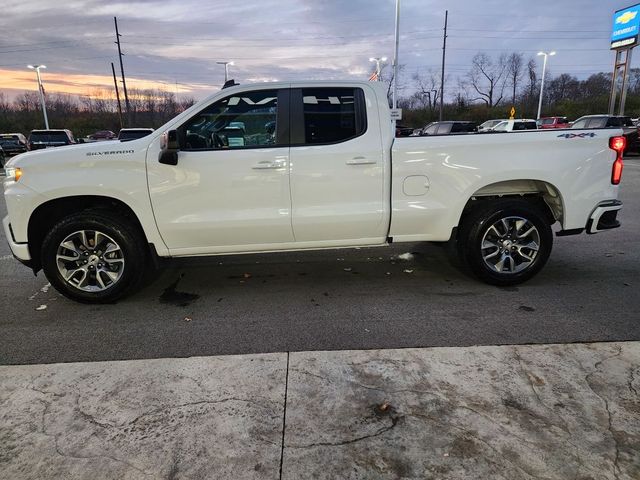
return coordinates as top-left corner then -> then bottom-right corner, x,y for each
0,68 -> 203,99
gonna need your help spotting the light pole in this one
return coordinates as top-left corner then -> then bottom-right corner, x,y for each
536,51 -> 555,120
216,61 -> 234,83
28,64 -> 49,129
369,57 -> 387,81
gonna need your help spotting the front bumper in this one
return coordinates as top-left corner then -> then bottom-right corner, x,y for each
586,200 -> 623,234
2,215 -> 32,265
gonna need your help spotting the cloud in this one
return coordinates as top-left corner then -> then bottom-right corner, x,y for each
0,0 -> 633,103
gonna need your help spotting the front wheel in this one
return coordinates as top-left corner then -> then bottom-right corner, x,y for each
459,199 -> 553,286
41,211 -> 148,303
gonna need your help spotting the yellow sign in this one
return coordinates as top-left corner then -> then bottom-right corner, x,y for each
509,107 -> 516,120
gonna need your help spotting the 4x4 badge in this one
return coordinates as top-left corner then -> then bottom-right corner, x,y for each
557,133 -> 597,138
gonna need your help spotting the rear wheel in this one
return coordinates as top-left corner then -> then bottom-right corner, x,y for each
458,199 -> 553,286
41,211 -> 148,303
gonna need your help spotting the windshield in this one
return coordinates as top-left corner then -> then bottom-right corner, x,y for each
119,130 -> 152,140
30,132 -> 70,143
480,120 -> 501,129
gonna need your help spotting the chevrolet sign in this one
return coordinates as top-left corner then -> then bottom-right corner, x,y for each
612,4 -> 640,49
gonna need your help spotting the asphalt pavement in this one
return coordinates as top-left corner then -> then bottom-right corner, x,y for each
1,160 -> 639,365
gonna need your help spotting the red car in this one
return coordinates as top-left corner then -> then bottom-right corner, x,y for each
538,117 -> 570,129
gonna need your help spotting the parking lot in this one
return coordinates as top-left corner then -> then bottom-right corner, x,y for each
1,159 -> 639,366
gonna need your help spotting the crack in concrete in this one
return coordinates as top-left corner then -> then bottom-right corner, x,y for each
35,396 -> 154,477
629,366 -> 638,397
128,397 -> 277,426
584,345 -> 624,480
290,367 -> 444,399
407,410 -> 552,480
288,415 -> 402,449
512,347 -> 572,436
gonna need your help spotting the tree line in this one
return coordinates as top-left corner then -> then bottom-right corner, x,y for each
398,51 -> 640,128
0,88 -> 196,138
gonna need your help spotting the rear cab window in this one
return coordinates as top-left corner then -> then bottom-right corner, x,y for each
290,87 -> 367,145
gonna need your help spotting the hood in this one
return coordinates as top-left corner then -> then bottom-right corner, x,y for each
7,138 -> 147,169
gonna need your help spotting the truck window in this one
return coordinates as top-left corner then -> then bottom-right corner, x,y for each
588,118 -> 608,128
179,89 -> 280,150
298,87 -> 366,144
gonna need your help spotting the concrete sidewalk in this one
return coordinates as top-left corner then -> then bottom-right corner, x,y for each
1,342 -> 638,479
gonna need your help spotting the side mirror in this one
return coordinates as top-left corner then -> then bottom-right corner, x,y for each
159,130 -> 179,165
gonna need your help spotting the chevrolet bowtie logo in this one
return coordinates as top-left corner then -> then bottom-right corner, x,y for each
616,10 -> 638,25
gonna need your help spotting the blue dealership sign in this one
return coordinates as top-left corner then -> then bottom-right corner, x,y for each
611,4 -> 640,49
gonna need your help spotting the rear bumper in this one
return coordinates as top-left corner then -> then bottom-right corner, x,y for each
2,215 -> 32,265
586,200 -> 622,234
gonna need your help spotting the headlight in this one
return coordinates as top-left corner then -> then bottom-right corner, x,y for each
5,167 -> 22,181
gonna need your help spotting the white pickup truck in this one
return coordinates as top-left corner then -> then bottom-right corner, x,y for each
2,81 -> 625,303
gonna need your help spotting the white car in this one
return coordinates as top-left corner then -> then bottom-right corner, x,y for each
2,81 -> 625,302
491,119 -> 538,132
477,119 -> 506,132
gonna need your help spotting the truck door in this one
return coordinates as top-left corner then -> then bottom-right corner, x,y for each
147,88 -> 294,252
288,86 -> 387,244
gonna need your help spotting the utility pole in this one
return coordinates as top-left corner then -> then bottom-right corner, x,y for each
114,16 -> 131,125
392,0 -> 400,131
439,10 -> 448,121
111,62 -> 123,129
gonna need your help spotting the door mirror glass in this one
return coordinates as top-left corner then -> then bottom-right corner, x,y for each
159,130 -> 179,165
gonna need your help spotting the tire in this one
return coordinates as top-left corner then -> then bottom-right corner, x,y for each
458,199 -> 553,286
41,210 -> 148,303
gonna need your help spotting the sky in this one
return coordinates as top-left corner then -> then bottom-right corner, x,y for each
0,0 -> 636,103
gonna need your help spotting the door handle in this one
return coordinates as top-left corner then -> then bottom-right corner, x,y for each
346,156 -> 377,165
252,160 -> 287,169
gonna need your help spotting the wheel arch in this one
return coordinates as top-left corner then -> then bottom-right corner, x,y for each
27,195 -> 150,271
459,179 -> 564,228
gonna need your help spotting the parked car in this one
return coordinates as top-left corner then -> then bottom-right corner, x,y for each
490,119 -> 538,132
571,115 -> 639,154
28,129 -> 75,150
0,133 -> 29,158
421,121 -> 477,135
477,119 -> 506,132
89,130 -> 116,141
538,117 -> 570,129
118,128 -> 154,141
2,81 -> 625,303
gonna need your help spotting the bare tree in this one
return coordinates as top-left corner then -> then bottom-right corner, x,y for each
412,70 -> 440,111
466,52 -> 509,107
506,52 -> 524,105
526,58 -> 538,99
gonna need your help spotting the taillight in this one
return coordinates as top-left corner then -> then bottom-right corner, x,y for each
610,136 -> 626,153
609,136 -> 625,185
